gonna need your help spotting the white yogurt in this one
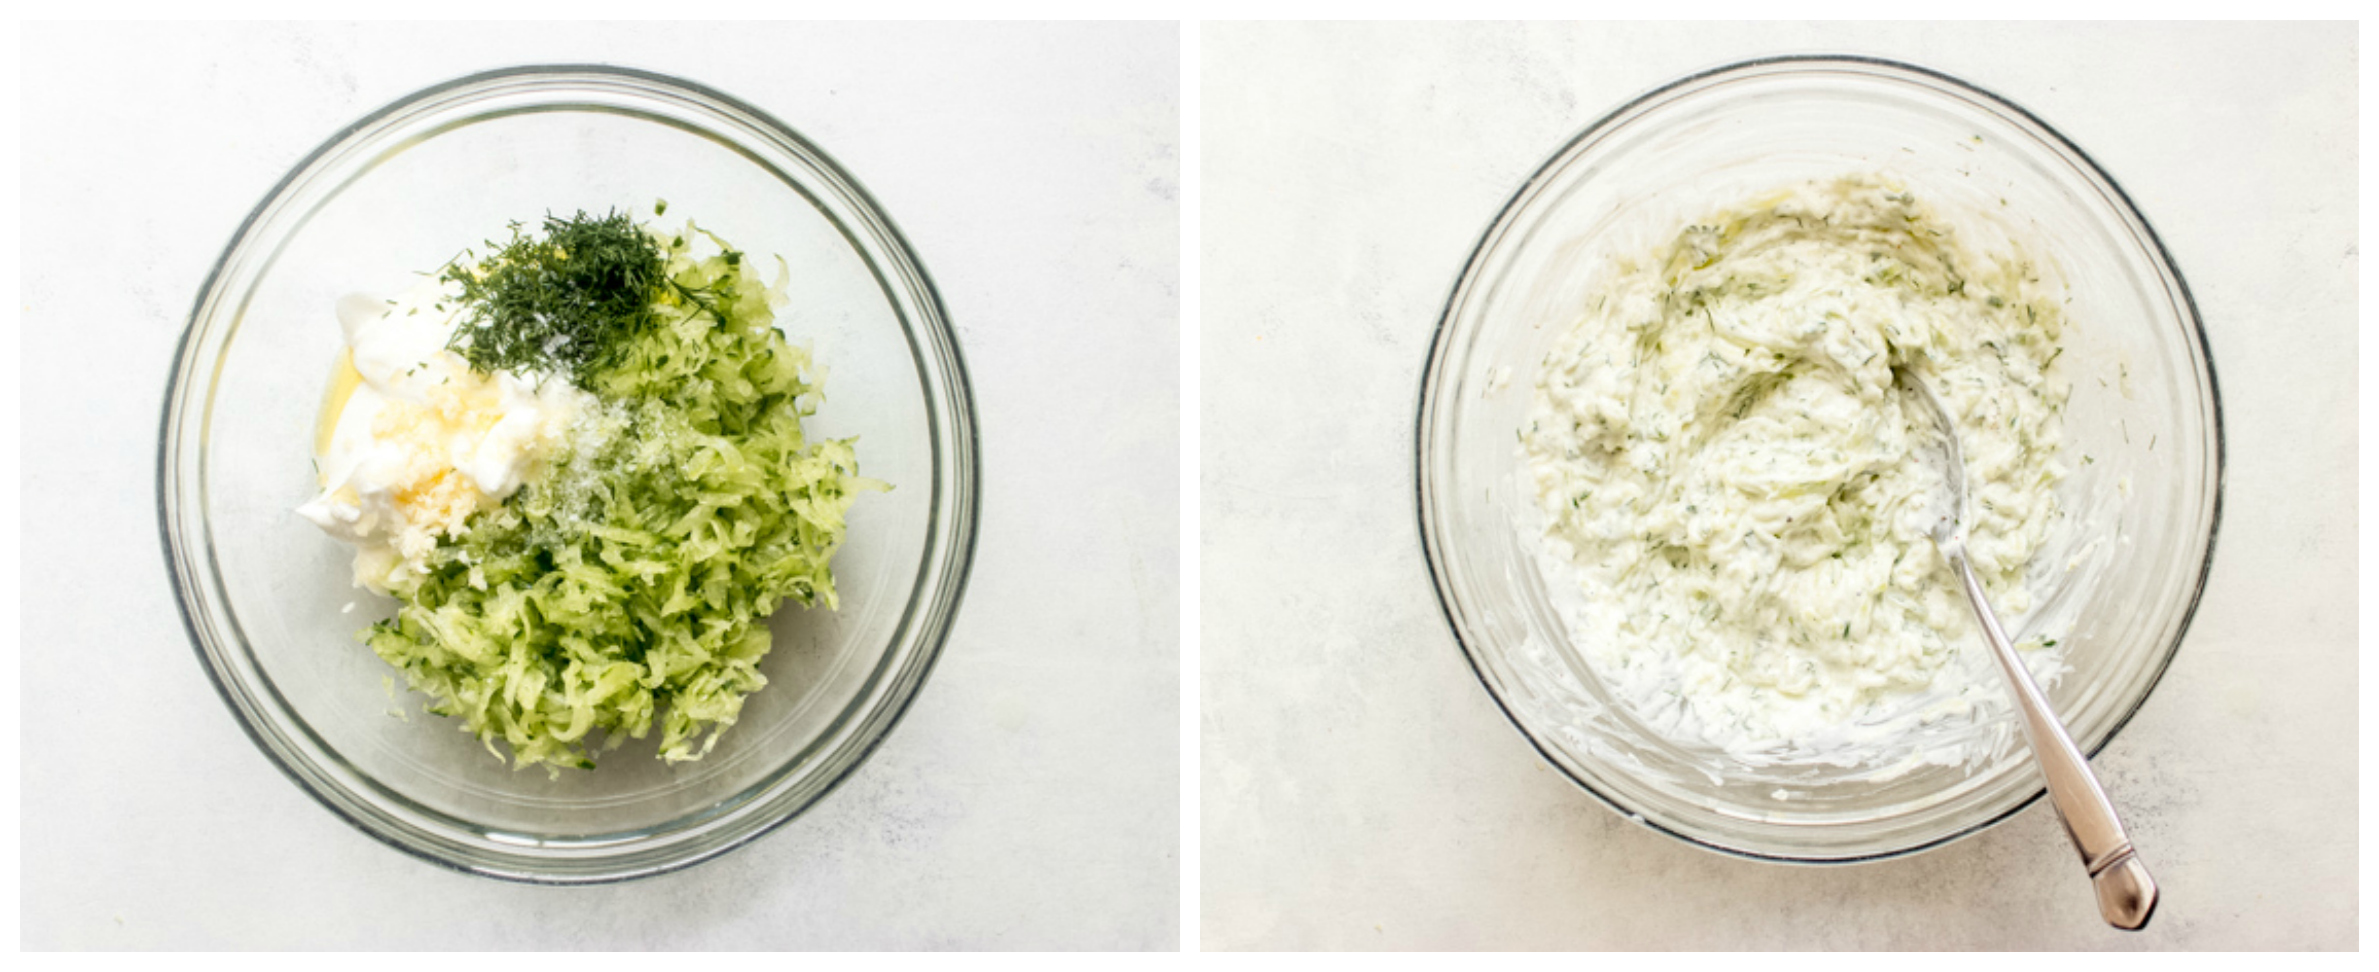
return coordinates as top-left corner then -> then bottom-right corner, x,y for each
297,276 -> 592,593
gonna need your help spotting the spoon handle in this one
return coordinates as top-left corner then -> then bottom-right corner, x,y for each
1947,548 -> 2159,931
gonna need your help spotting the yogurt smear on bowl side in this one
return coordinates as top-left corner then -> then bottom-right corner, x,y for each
1520,176 -> 2073,766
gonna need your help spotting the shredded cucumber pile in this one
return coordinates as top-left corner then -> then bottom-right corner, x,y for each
364,215 -> 878,771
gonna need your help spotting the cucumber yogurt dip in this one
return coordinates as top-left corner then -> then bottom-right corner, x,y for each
1520,176 -> 2073,766
298,206 -> 879,773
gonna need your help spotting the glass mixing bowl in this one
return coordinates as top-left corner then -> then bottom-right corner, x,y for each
1417,56 -> 2221,862
159,66 -> 979,883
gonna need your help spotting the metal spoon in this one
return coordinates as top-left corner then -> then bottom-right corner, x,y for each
1895,366 -> 2159,931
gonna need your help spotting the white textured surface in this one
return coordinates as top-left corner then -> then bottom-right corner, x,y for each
22,22 -> 1179,949
1201,22 -> 2356,950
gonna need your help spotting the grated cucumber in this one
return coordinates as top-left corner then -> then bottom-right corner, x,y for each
361,217 -> 881,772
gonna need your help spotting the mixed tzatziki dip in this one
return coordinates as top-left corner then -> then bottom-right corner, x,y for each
1521,176 -> 2071,764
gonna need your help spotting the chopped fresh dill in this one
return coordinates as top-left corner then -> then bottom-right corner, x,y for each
440,209 -> 737,386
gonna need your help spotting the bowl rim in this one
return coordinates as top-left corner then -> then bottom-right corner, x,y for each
1413,52 -> 2226,864
156,63 -> 981,884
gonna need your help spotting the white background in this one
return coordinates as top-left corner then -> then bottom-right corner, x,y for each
1200,22 -> 2357,949
19,21 -> 1180,949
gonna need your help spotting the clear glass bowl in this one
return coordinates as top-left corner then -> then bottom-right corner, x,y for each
159,66 -> 979,883
1416,56 -> 2222,862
